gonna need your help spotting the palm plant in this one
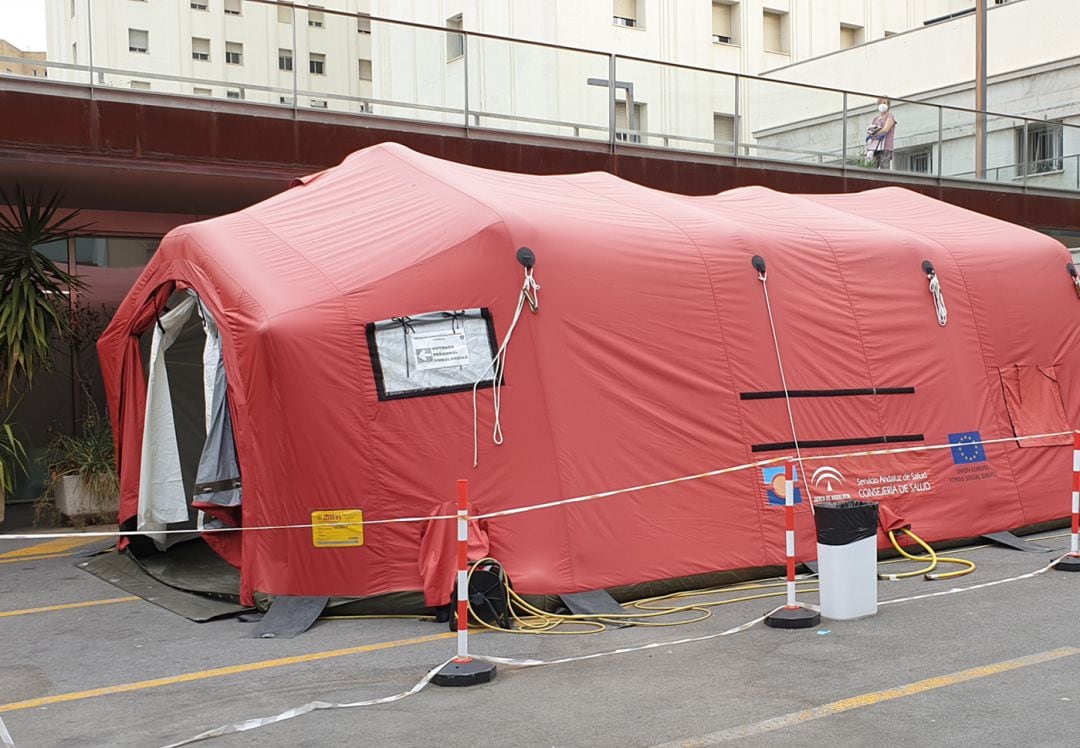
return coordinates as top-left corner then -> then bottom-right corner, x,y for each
0,185 -> 89,502
0,184 -> 88,402
0,408 -> 27,496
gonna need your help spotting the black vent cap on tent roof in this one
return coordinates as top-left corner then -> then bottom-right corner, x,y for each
751,255 -> 767,274
922,260 -> 936,276
516,247 -> 536,269
1068,261 -> 1077,279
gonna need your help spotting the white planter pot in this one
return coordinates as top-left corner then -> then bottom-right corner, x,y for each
53,475 -> 118,521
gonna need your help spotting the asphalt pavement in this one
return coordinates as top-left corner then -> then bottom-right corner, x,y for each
0,526 -> 1077,748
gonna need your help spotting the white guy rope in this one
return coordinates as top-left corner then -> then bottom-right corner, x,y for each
929,273 -> 948,326
757,269 -> 814,509
472,267 -> 540,467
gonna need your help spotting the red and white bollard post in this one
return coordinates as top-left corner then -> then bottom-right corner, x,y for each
1057,434 -> 1080,572
433,479 -> 497,685
765,461 -> 821,628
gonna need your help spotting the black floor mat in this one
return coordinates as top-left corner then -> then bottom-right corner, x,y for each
982,531 -> 1054,553
129,538 -> 243,597
249,596 -> 329,639
78,550 -> 250,622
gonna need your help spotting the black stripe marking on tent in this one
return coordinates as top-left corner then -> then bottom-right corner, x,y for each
740,387 -> 915,400
750,434 -> 925,453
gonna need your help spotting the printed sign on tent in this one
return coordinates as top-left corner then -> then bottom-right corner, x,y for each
411,332 -> 472,371
807,451 -> 934,503
311,510 -> 365,548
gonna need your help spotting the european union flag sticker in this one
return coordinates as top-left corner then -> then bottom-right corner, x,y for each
763,466 -> 802,506
949,431 -> 987,465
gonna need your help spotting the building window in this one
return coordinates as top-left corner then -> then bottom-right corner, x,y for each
762,10 -> 789,54
226,88 -> 243,100
883,30 -> 898,37
190,1 -> 208,10
192,37 -> 210,61
358,58 -> 372,81
193,87 -> 212,96
130,80 -> 151,90
278,4 -> 292,23
840,24 -> 863,49
358,13 -> 371,34
72,42 -> 78,64
225,42 -> 243,65
309,52 -> 325,75
128,29 -> 149,54
446,15 -> 464,61
279,95 -> 294,105
615,100 -> 647,143
894,146 -> 933,174
279,48 -> 293,71
614,0 -> 640,27
713,113 -> 735,153
1021,122 -> 1064,174
310,98 -> 328,109
712,1 -> 736,44
224,0 -> 241,15
308,5 -> 325,28
69,0 -> 76,18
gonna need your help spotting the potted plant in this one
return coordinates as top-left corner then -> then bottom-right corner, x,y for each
43,408 -> 119,524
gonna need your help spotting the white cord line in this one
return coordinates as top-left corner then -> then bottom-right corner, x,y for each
757,271 -> 814,510
472,268 -> 540,467
928,274 -> 948,326
158,658 -> 453,748
0,714 -> 14,748
879,553 -> 1064,607
2,429 -> 1077,543
154,550 -> 1067,748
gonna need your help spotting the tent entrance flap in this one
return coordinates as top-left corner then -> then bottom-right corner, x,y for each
136,292 -> 242,556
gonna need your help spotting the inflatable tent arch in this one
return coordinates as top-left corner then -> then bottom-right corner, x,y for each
98,142 -> 1080,612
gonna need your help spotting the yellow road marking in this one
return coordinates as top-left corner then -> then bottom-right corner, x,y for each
0,597 -> 139,619
663,646 -> 1080,746
0,631 -> 459,714
0,536 -> 104,559
0,553 -> 74,565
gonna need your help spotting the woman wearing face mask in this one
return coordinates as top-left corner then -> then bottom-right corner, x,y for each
865,98 -> 896,169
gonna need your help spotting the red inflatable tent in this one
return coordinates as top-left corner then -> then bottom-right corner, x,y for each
99,143 -> 1080,607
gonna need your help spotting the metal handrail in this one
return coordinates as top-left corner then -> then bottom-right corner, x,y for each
3,0 -> 1076,195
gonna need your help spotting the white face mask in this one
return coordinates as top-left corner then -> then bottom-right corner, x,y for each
878,103 -> 889,113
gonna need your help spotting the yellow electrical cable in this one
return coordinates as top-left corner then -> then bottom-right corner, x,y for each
884,528 -> 976,581
462,558 -> 818,635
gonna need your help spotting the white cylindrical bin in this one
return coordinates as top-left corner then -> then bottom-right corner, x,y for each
815,501 -> 879,620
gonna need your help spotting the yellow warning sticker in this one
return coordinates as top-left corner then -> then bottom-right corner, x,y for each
311,510 -> 364,548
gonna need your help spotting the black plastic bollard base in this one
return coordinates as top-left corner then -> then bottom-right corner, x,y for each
1054,553 -> 1080,572
432,657 -> 497,687
764,605 -> 821,629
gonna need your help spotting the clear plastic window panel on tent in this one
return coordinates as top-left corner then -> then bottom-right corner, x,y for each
366,308 -> 499,400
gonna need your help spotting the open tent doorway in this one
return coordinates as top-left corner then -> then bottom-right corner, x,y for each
99,290 -> 248,614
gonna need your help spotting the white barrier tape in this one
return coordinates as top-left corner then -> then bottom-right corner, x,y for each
159,658 -> 452,748
469,429 -> 1077,522
879,555 -> 1064,607
156,553 -> 1058,747
0,714 -> 14,748
480,609 -> 775,669
0,515 -> 457,542
2,428 -> 1076,544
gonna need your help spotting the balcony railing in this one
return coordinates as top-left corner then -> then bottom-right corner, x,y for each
2,0 -> 1079,195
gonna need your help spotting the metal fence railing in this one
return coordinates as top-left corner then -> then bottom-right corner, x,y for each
3,0 -> 1079,194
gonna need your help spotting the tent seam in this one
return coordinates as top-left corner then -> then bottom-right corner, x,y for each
804,191 -> 1028,526
559,177 -> 773,563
